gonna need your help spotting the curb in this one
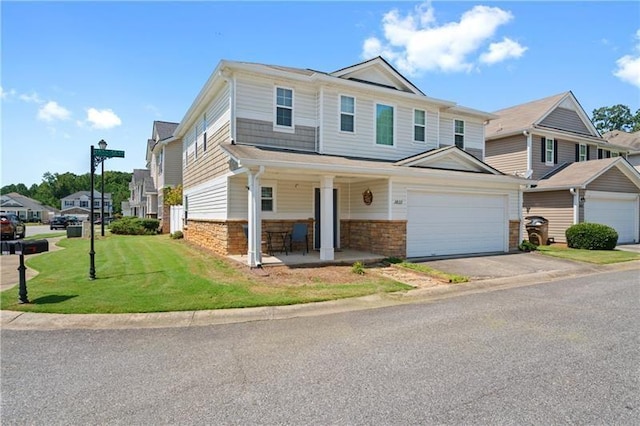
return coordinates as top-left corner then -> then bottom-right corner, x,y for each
2,260 -> 638,331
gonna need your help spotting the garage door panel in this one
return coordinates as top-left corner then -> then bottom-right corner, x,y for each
407,191 -> 507,257
585,193 -> 638,243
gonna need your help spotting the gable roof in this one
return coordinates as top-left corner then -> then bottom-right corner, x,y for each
529,157 -> 640,191
1,192 -> 57,211
154,121 -> 179,142
394,146 -> 503,175
602,130 -> 640,152
62,190 -> 112,200
486,91 -> 601,141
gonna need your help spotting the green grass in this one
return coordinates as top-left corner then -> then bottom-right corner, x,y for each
0,234 -> 410,314
25,232 -> 66,240
385,258 -> 469,283
536,244 -> 640,264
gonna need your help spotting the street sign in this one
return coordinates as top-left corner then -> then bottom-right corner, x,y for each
94,149 -> 125,158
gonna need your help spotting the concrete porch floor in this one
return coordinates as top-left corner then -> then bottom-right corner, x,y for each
228,249 -> 386,267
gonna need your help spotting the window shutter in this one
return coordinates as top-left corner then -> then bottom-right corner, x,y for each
554,140 -> 558,164
541,137 -> 546,162
575,144 -> 579,162
598,148 -> 603,159
586,146 -> 590,160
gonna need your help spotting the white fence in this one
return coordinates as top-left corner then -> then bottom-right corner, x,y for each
170,205 -> 184,234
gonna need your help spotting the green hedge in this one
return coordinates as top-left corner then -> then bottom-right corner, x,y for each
565,223 -> 618,250
110,217 -> 160,235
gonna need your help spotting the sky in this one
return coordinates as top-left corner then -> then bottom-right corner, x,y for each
2,1 -> 639,187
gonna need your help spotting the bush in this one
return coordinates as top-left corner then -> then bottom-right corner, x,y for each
351,261 -> 365,275
519,240 -> 538,252
170,230 -> 184,239
110,217 -> 160,235
565,223 -> 618,250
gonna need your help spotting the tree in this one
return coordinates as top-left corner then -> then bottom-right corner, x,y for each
591,105 -> 640,132
163,185 -> 183,206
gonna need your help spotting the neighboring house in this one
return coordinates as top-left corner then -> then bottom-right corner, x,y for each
127,169 -> 153,218
145,120 -> 182,232
485,91 -> 640,244
174,57 -> 526,267
61,190 -> 113,221
602,130 -> 640,167
0,192 -> 59,222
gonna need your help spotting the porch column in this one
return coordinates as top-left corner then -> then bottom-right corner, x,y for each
247,167 -> 264,267
320,175 -> 334,261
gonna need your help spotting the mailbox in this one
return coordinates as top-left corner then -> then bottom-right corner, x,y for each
1,240 -> 49,255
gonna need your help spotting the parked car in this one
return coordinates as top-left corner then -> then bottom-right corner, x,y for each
50,216 -> 69,230
66,215 -> 80,225
1,212 -> 26,240
94,216 -> 114,225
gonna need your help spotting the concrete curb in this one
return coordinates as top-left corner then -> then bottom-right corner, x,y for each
2,260 -> 638,331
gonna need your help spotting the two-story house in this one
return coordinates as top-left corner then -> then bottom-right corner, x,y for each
175,57 -> 527,267
127,169 -> 153,218
602,130 -> 640,168
485,91 -> 640,244
61,190 -> 112,221
145,120 -> 182,233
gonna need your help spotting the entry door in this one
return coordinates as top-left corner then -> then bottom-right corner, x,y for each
314,188 -> 338,250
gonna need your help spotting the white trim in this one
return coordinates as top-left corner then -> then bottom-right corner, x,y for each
545,137 -> 555,166
374,101 -> 396,148
338,94 -> 356,134
413,108 -> 426,144
454,119 -> 465,149
585,190 -> 639,201
260,180 -> 277,215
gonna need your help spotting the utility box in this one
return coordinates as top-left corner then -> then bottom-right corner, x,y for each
67,225 -> 83,238
525,216 -> 549,246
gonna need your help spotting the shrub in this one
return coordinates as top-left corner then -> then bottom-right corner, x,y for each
351,261 -> 365,275
110,217 -> 160,235
519,240 -> 538,252
170,230 -> 184,239
565,223 -> 618,250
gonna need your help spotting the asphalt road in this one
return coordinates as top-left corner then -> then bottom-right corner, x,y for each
2,269 -> 638,425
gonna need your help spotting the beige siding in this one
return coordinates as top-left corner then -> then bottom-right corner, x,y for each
485,136 -> 527,175
532,136 -> 580,179
524,191 -> 574,243
539,107 -> 591,135
588,168 -> 640,193
184,123 -> 231,189
343,179 -> 389,220
163,141 -> 183,187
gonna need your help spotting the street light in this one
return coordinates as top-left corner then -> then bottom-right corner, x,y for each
99,139 -> 107,237
89,139 -> 125,280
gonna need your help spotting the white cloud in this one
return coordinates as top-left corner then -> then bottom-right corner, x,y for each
362,2 -> 526,74
86,108 -> 122,129
19,92 -> 43,104
480,37 -> 528,64
37,101 -> 71,122
613,29 -> 640,88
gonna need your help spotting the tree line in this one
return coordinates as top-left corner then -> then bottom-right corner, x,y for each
1,171 -> 132,214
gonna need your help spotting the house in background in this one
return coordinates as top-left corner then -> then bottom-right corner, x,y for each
61,190 -> 113,221
174,57 -> 526,267
146,120 -> 182,233
127,169 -> 153,218
602,130 -> 640,168
0,192 -> 59,222
485,91 -> 640,244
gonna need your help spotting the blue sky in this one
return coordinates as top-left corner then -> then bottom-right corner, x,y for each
2,1 -> 639,187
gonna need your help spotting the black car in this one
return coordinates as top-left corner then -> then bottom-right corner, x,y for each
50,216 -> 69,230
1,212 -> 26,240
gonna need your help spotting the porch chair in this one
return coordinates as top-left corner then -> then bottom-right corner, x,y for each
289,222 -> 309,255
242,224 -> 266,255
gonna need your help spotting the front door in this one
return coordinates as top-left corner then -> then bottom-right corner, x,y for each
314,188 -> 338,250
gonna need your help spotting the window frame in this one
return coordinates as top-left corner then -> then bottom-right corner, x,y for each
578,143 -> 587,162
260,182 -> 277,213
454,119 -> 465,149
545,137 -> 555,165
339,94 -> 355,133
375,102 -> 395,147
413,109 -> 426,143
274,86 -> 294,132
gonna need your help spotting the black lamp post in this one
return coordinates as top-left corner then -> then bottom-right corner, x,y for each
89,139 -> 124,280
100,140 -> 107,237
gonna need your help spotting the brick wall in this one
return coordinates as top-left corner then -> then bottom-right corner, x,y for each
341,220 -> 407,258
509,220 -> 521,251
160,203 -> 171,234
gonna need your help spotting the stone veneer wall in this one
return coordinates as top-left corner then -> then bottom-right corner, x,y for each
161,203 -> 171,234
509,220 -> 520,251
340,220 -> 407,258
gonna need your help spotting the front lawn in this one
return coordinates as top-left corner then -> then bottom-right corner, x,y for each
0,235 -> 410,314
536,244 -> 640,264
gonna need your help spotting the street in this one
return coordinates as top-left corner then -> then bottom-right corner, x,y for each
1,269 -> 638,425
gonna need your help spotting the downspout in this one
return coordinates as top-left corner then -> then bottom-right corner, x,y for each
569,187 -> 579,225
247,166 -> 265,268
523,130 -> 532,178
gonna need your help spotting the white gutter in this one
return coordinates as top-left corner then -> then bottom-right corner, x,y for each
524,130 -> 533,177
569,187 -> 580,224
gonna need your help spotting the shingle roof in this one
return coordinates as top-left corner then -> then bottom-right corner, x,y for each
532,157 -> 639,190
602,130 -> 640,152
154,121 -> 178,141
485,92 -> 568,138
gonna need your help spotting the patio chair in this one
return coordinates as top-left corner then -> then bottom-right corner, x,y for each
289,223 -> 309,255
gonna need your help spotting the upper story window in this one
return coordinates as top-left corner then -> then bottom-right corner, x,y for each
340,95 -> 355,133
193,127 -> 198,161
275,87 -> 293,129
611,151 -> 619,157
64,200 -> 74,207
80,200 -> 88,208
598,148 -> 611,159
545,137 -> 555,165
414,109 -> 426,143
376,103 -> 394,146
454,120 -> 464,148
203,113 -> 208,152
261,186 -> 274,212
578,144 -> 587,162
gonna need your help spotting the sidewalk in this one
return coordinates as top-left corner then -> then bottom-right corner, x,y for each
2,253 -> 638,331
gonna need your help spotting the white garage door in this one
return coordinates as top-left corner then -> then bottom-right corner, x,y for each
585,191 -> 639,244
407,191 -> 507,257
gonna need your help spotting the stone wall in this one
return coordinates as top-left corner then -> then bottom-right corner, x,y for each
341,220 -> 407,258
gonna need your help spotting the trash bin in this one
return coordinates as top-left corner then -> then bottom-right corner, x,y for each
66,225 -> 83,238
525,216 -> 549,246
